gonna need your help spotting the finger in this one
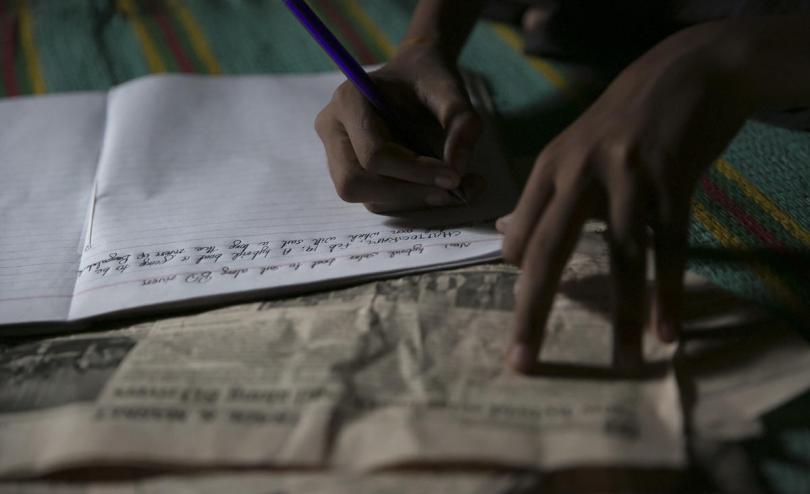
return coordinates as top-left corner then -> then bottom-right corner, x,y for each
363,172 -> 467,212
420,78 -> 481,173
365,145 -> 461,189
496,213 -> 513,234
500,151 -> 557,266
320,124 -> 461,210
508,188 -> 591,373
607,177 -> 648,372
652,194 -> 691,343
443,110 -> 482,175
332,82 -> 393,163
334,86 -> 461,189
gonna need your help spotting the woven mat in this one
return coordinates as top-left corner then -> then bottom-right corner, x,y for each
2,0 -> 809,491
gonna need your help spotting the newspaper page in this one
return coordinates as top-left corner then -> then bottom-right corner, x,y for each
678,285 -> 810,439
0,230 -> 684,477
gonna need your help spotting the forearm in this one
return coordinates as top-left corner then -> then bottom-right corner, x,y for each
736,16 -> 810,110
399,0 -> 486,61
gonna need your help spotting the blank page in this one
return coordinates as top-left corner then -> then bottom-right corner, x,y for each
0,93 -> 106,324
69,73 -> 515,320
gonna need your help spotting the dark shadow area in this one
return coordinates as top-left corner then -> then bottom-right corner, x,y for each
525,360 -> 670,380
7,462 -> 690,493
495,93 -> 591,170
687,245 -> 810,332
689,246 -> 810,275
740,390 -> 810,494
387,462 -> 686,493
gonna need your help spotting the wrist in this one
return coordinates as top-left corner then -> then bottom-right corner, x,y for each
395,34 -> 459,65
657,20 -> 763,115
388,40 -> 457,74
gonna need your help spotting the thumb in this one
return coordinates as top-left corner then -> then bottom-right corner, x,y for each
421,78 -> 482,174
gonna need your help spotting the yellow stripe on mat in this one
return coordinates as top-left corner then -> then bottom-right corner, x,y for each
169,0 -> 222,74
489,22 -> 570,96
19,0 -> 46,94
716,158 -> 810,247
692,201 -> 805,314
343,0 -> 395,59
119,0 -> 167,73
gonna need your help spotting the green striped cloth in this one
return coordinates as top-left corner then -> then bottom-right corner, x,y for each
2,1 -> 809,491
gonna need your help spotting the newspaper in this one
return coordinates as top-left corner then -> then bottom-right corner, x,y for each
679,285 -> 810,439
0,230 -> 684,477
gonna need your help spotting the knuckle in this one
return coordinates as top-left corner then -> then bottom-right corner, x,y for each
314,109 -> 331,137
424,79 -> 469,121
440,101 -> 471,127
606,139 -> 634,162
534,147 -> 561,175
441,98 -> 469,121
334,173 -> 362,203
551,159 -> 592,193
363,202 -> 388,214
334,81 -> 355,102
357,112 -> 376,132
597,138 -> 643,176
531,152 -> 556,179
434,78 -> 464,99
359,145 -> 386,172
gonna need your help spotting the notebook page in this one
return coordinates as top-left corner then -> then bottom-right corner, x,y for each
69,73 -> 515,320
0,93 -> 106,324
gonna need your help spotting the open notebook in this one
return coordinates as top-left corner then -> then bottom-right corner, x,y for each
0,72 -> 516,329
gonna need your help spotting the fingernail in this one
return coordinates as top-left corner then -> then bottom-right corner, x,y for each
496,214 -> 513,233
426,191 -> 454,207
435,171 -> 460,190
506,344 -> 535,372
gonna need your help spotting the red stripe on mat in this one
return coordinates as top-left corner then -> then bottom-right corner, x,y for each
153,4 -> 195,73
316,1 -> 377,65
700,177 -> 788,253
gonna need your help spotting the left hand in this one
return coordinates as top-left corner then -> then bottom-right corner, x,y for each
497,21 -> 756,373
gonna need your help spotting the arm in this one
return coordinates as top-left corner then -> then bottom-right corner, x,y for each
314,0 -> 485,213
400,0 -> 486,61
497,15 -> 810,374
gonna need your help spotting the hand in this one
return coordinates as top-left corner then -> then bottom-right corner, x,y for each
315,44 -> 483,213
497,22 -> 755,373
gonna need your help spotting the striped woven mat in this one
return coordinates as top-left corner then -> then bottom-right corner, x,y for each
1,1 -> 809,490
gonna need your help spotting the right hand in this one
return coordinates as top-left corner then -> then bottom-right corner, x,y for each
315,44 -> 483,213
